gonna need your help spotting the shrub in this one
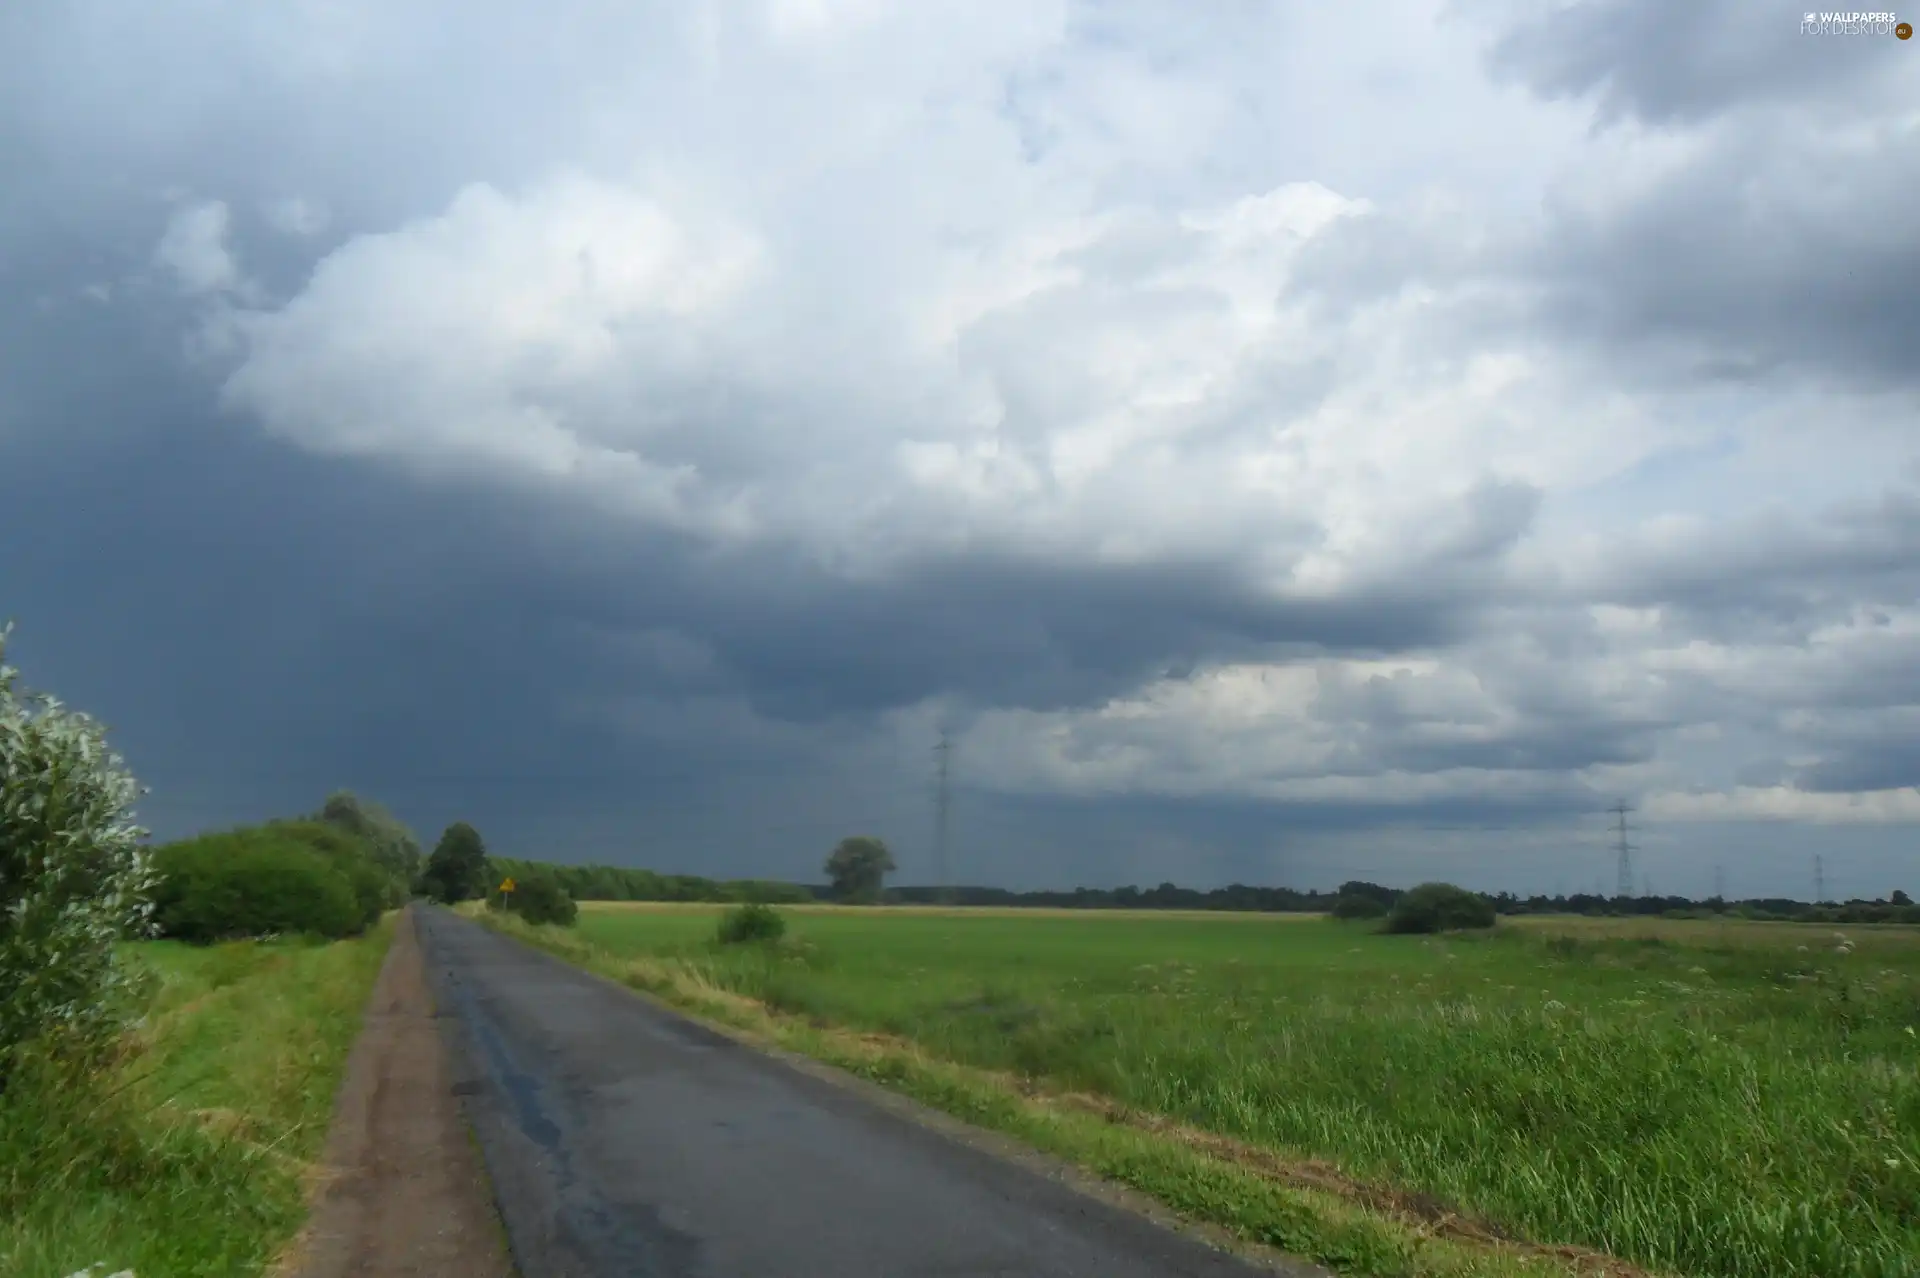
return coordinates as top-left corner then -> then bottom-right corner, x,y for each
490,869 -> 578,927
0,626 -> 157,1063
149,830 -> 365,943
1330,893 -> 1388,921
1384,882 -> 1497,934
268,819 -> 390,931
716,902 -> 787,945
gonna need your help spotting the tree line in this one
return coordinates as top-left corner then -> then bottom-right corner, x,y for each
473,853 -> 1919,925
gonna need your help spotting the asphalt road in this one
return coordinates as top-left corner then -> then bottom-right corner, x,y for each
416,908 -> 1316,1278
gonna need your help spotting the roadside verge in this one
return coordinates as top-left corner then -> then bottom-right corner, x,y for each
276,906 -> 515,1278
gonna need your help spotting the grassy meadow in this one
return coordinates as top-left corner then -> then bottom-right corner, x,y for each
492,902 -> 1920,1278
0,923 -> 392,1278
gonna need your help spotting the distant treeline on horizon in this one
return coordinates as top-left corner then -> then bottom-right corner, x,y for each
484,856 -> 1920,926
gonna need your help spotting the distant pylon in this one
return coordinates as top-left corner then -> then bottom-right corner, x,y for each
1814,854 -> 1826,906
1611,801 -> 1637,898
933,732 -> 953,902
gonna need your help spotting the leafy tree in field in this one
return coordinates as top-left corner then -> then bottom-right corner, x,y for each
1330,893 -> 1387,921
1337,880 -> 1398,908
0,625 -> 157,1066
316,790 -> 422,905
1384,882 -> 1497,934
824,835 -> 895,904
421,821 -> 491,904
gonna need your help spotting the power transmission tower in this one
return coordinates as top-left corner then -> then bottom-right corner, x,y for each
933,732 -> 953,904
1611,801 -> 1637,899
1714,863 -> 1726,902
1814,854 -> 1826,906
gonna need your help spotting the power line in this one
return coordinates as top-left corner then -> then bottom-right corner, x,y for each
1610,800 -> 1637,899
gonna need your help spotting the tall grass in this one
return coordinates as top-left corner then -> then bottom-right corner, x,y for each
550,905 -> 1920,1278
0,923 -> 392,1278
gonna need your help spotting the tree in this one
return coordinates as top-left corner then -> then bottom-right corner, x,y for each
824,835 -> 895,904
1894,890 -> 1912,907
0,625 -> 157,1065
317,790 -> 422,906
1337,880 -> 1398,907
420,821 -> 491,904
1330,893 -> 1387,921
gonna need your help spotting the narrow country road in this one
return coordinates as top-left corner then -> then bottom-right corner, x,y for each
416,908 -> 1320,1278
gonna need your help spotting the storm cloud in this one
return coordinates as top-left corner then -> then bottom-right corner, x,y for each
2,0 -> 1915,897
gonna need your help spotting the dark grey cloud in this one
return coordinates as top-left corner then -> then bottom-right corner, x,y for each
1481,0 -> 1903,126
1592,485 -> 1920,640
1463,1 -> 1920,394
1529,134 -> 1920,393
1795,741 -> 1920,795
0,291 -> 1514,882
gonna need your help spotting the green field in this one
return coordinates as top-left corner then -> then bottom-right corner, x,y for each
499,903 -> 1920,1278
0,924 -> 392,1278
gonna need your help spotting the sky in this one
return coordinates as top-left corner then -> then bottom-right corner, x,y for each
2,1 -> 1916,899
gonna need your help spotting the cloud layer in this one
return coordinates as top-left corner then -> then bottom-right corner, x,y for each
2,0 -> 1915,895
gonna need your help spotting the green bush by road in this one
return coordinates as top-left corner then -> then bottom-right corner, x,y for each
150,823 -> 389,943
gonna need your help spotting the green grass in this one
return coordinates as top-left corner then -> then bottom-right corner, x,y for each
0,920 -> 394,1278
499,903 -> 1920,1278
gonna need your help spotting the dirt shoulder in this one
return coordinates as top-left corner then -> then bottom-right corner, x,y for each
275,906 -> 515,1278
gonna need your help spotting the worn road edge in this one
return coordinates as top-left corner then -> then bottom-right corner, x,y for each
419,906 -> 1329,1278
278,907 -> 517,1278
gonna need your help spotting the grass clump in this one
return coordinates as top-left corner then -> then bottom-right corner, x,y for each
1383,883 -> 1495,934
716,902 -> 787,945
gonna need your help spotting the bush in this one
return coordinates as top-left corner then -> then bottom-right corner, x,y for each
0,626 -> 157,1063
150,830 -> 366,943
1384,882 -> 1497,934
268,820 -> 389,931
489,869 -> 577,927
716,901 -> 787,945
1330,893 -> 1388,920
